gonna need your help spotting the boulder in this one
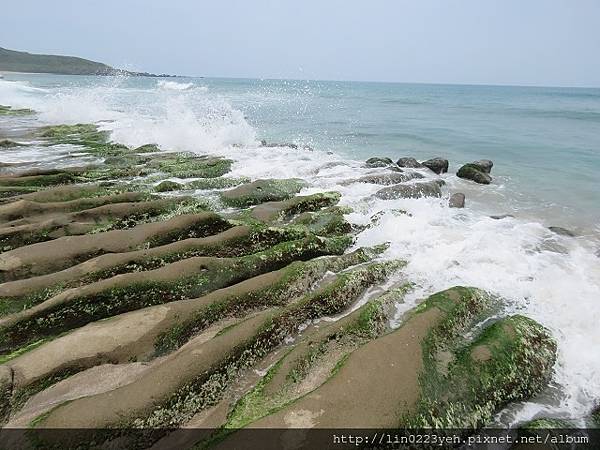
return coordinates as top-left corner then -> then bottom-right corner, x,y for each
490,214 -> 514,220
449,193 -> 465,208
396,157 -> 424,168
421,157 -> 449,174
457,163 -> 492,184
548,226 -> 576,237
472,159 -> 493,174
374,180 -> 442,200
365,157 -> 394,168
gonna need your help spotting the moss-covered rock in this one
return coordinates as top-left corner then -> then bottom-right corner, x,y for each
522,418 -> 576,429
0,172 -> 78,188
225,285 -> 410,430
149,154 -> 233,179
0,226 -> 313,312
216,287 -> 555,439
0,139 -> 25,148
134,143 -> 161,153
365,157 -> 394,168
155,246 -> 390,356
221,179 -> 306,208
250,192 -> 341,223
39,123 -> 107,146
187,177 -> 250,190
290,206 -> 352,236
408,314 -> 556,428
592,405 -> 600,427
457,163 -> 492,184
0,105 -> 34,116
0,235 -> 352,351
154,180 -> 185,192
0,212 -> 228,281
0,365 -> 12,423
374,180 -> 443,199
26,261 -> 400,444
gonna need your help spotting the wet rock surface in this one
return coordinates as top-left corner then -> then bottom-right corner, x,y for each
449,192 -> 466,208
457,163 -> 492,184
421,157 -> 449,174
396,157 -> 424,168
374,180 -> 443,200
0,119 -> 557,449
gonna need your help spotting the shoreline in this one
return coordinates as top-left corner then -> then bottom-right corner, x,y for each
1,107 -> 597,446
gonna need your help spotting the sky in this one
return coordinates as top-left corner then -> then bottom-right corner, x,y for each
1,0 -> 599,87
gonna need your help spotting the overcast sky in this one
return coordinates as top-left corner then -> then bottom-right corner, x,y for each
1,0 -> 599,87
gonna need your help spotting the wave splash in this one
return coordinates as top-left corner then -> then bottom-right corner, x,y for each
0,76 -> 255,153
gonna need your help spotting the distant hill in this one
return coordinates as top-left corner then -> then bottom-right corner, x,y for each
0,47 -> 172,77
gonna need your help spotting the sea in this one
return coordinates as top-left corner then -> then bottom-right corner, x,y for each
1,73 -> 599,426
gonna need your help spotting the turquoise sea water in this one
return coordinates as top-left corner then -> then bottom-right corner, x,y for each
3,73 -> 598,229
1,73 -> 600,423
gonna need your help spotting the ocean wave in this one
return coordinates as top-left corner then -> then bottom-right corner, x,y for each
157,80 -> 195,91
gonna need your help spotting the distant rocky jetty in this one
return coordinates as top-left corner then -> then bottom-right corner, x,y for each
0,112 -> 565,448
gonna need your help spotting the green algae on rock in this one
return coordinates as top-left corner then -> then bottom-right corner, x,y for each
250,191 -> 342,223
213,287 -> 555,445
220,178 -> 306,208
408,314 -> 557,429
0,235 -> 352,352
0,105 -> 35,116
0,139 -> 26,148
457,163 -> 492,185
225,285 -> 411,431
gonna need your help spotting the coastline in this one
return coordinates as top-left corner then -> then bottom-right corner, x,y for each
0,105 -> 596,447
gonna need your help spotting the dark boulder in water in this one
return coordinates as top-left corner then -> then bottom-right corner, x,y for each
449,193 -> 465,208
457,163 -> 492,184
548,226 -> 576,237
396,157 -> 424,168
421,157 -> 449,174
365,157 -> 394,168
472,159 -> 494,174
374,180 -> 442,200
490,214 -> 514,220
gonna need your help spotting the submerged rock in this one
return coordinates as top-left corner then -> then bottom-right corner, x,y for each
345,171 -> 423,186
449,192 -> 466,208
548,226 -> 576,237
396,157 -> 424,168
421,157 -> 449,174
0,140 -> 24,149
457,163 -> 492,184
0,105 -> 35,116
490,214 -> 514,220
374,180 -> 442,200
365,157 -> 394,168
259,139 -> 307,150
472,159 -> 494,174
